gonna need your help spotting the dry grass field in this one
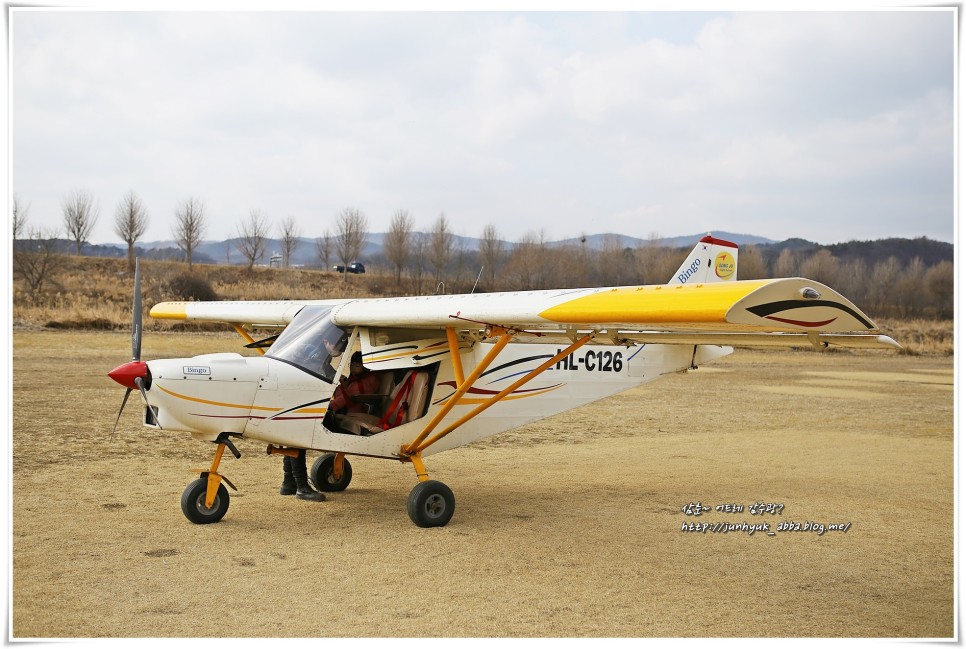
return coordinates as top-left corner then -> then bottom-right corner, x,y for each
10,329 -> 954,639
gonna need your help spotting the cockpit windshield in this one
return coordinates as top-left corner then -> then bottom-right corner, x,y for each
265,305 -> 349,382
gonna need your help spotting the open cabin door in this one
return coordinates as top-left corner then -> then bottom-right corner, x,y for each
309,327 -> 455,453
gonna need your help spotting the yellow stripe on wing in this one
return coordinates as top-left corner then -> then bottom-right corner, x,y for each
149,302 -> 188,320
538,280 -> 775,325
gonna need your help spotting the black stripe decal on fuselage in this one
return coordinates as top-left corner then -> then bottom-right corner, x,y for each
270,397 -> 332,420
478,354 -> 555,380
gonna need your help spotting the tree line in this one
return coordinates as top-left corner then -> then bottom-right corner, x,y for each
11,190 -> 370,281
11,191 -> 953,320
368,225 -> 953,320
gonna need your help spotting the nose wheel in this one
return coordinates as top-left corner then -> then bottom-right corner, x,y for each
181,478 -> 230,524
181,434 -> 240,525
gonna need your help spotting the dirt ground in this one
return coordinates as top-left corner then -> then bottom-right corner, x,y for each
9,330 -> 955,638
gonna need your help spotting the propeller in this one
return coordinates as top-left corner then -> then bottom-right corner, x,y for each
110,384 -> 134,439
109,259 -> 161,438
132,255 -> 142,362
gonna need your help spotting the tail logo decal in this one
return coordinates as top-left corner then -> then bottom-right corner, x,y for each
714,252 -> 736,279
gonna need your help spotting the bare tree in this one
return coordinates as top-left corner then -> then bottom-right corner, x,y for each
895,257 -> 926,317
737,244 -> 768,280
316,229 -> 333,271
530,229 -> 555,289
557,241 -> 587,287
799,249 -> 841,287
236,209 -> 271,271
278,215 -> 301,268
13,227 -> 65,295
429,213 -> 453,290
62,189 -> 99,256
335,208 -> 368,283
503,231 -> 542,291
384,209 -> 414,288
597,234 -> 625,286
479,224 -> 505,289
868,256 -> 902,316
772,248 -> 801,278
450,235 -> 472,290
635,233 -> 674,285
408,232 -> 428,294
924,260 -> 953,319
836,257 -> 869,307
12,194 -> 30,240
566,233 -> 591,287
113,191 -> 149,272
172,197 -> 207,270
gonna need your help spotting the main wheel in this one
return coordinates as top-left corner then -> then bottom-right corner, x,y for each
407,480 -> 456,528
310,453 -> 353,492
181,478 -> 230,524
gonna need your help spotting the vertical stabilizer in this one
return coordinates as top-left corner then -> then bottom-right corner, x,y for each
669,235 -> 739,285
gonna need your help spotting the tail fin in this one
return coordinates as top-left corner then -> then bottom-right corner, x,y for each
669,235 -> 739,285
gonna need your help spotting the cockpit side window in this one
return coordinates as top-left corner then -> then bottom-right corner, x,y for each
265,306 -> 349,382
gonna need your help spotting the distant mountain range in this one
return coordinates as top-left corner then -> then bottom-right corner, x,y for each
91,231 -> 775,265
83,230 -> 950,270
122,230 -> 773,254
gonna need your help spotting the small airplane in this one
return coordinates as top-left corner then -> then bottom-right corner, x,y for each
108,235 -> 900,527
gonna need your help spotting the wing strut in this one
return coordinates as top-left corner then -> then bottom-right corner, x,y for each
232,324 -> 266,355
445,327 -> 466,385
403,332 -> 594,457
402,328 -> 514,455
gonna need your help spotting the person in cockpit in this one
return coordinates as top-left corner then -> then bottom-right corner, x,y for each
329,352 -> 382,433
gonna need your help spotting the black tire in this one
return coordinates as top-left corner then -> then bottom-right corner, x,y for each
407,480 -> 456,528
180,478 -> 230,524
310,453 -> 352,492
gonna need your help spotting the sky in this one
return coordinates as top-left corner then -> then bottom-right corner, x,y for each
8,6 -> 957,246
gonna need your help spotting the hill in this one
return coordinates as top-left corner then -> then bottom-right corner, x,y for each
88,230 -> 953,271
754,236 -> 952,270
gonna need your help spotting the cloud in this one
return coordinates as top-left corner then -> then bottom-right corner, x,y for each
10,10 -> 954,245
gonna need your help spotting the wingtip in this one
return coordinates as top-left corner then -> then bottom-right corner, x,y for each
149,301 -> 188,320
876,335 -> 903,350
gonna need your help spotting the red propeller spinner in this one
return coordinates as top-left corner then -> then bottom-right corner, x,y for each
108,360 -> 148,391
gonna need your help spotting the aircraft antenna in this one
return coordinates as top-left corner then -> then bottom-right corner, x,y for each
470,266 -> 484,294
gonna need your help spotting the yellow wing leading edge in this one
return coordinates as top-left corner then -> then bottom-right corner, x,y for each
538,278 -> 879,333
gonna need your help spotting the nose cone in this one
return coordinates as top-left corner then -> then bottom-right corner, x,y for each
108,361 -> 148,391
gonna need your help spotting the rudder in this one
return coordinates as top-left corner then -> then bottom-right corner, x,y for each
669,234 -> 739,285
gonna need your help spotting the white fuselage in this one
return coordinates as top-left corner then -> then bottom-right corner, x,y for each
143,338 -> 731,458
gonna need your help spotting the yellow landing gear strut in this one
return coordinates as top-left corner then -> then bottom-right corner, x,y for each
180,433 -> 240,524
400,328 -> 594,527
